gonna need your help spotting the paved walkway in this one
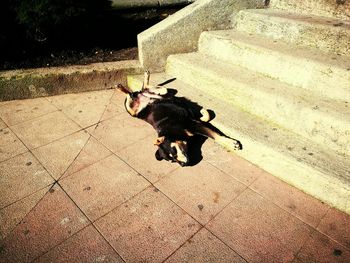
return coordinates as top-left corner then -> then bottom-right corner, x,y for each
0,89 -> 349,263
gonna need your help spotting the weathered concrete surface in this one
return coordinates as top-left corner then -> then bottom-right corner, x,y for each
166,52 -> 350,156
270,0 -> 350,20
138,0 -> 267,72
128,73 -> 350,215
235,9 -> 350,56
112,0 -> 194,9
0,60 -> 142,101
198,30 -> 350,101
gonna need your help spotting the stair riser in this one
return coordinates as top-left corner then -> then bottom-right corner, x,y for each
270,0 -> 350,20
198,32 -> 350,101
235,10 -> 350,56
167,56 -> 350,155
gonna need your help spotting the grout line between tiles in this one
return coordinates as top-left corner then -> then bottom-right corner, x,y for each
0,100 -> 58,127
203,226 -> 251,263
311,207 -> 350,251
160,226 -> 205,263
58,153 -> 114,182
0,183 -> 54,242
247,186 -> 329,232
55,135 -> 93,182
0,183 -> 53,211
205,152 -> 337,240
0,128 -> 93,165
55,181 -> 127,263
43,89 -> 117,132
29,222 -> 93,263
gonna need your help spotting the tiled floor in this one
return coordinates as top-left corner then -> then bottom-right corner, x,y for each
0,89 -> 349,263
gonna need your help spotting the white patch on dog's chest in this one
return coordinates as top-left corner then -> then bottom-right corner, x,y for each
138,96 -> 153,113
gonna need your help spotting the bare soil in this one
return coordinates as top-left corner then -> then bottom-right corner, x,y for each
0,7 -> 180,71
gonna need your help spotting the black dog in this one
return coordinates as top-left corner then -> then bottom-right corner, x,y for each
117,71 -> 242,166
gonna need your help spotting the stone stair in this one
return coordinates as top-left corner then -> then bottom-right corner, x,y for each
128,4 -> 350,213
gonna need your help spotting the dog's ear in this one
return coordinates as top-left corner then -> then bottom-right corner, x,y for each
154,136 -> 165,146
155,150 -> 163,161
116,84 -> 131,94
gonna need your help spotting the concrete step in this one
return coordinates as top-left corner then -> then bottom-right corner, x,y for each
127,72 -> 350,214
166,52 -> 350,156
235,9 -> 350,56
269,0 -> 350,20
198,29 -> 350,101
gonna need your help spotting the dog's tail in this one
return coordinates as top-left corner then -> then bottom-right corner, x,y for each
157,78 -> 176,87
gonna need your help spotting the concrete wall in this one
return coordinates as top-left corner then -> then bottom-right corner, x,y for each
137,0 -> 267,72
112,0 -> 195,9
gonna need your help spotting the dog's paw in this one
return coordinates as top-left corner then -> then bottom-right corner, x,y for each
147,87 -> 168,96
217,137 -> 242,151
154,87 -> 168,95
200,109 -> 211,122
232,140 -> 243,150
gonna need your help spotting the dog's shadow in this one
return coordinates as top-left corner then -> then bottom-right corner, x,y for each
161,92 -> 218,167
186,135 -> 208,166
151,82 -> 238,167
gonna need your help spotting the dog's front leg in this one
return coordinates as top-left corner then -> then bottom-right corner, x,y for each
141,70 -> 168,96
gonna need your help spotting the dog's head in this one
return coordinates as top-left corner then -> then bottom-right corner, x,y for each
116,84 -> 143,117
117,84 -> 170,117
154,136 -> 189,167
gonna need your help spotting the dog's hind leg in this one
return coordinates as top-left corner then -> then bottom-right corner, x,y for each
142,70 -> 151,90
189,123 -> 242,150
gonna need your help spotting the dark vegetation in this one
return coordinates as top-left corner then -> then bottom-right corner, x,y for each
0,0 -> 182,70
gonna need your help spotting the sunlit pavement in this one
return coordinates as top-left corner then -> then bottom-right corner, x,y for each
0,89 -> 349,262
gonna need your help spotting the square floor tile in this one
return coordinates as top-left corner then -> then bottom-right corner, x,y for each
0,127 -> 27,162
118,135 -> 179,183
11,111 -> 81,149
207,189 -> 313,263
155,161 -> 246,225
0,152 -> 54,208
203,141 -> 264,185
0,184 -> 89,263
48,90 -> 114,128
95,187 -> 201,263
0,97 -> 57,126
62,136 -> 112,179
32,131 -> 90,180
317,208 -> 350,249
92,113 -> 154,153
0,187 -> 49,240
100,100 -> 125,122
34,225 -> 124,263
251,172 -> 329,228
60,155 -> 150,221
165,228 -> 247,263
296,231 -> 350,263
